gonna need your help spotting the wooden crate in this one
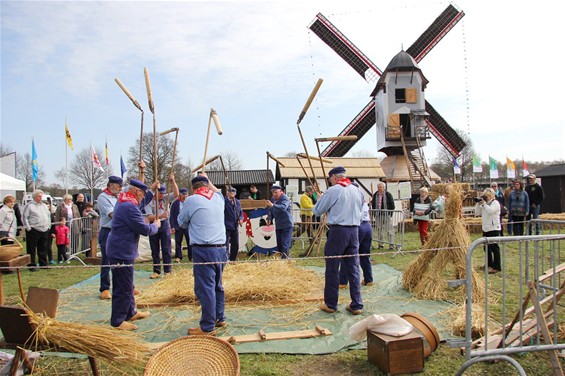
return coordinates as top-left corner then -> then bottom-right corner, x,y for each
367,330 -> 424,375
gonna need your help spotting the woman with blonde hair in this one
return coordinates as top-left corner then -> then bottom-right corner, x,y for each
413,187 -> 433,245
0,195 -> 17,245
475,188 -> 501,274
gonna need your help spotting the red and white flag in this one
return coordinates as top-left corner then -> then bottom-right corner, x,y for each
522,158 -> 530,177
92,145 -> 104,172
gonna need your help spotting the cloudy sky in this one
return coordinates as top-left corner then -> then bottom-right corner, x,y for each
1,0 -> 563,184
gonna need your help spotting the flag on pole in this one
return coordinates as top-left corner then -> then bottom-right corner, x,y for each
65,120 -> 74,150
522,158 -> 530,177
105,141 -> 109,165
489,156 -> 499,179
31,140 -> 39,182
472,155 -> 482,173
120,155 -> 127,178
453,157 -> 461,175
91,145 -> 104,172
506,157 -> 516,179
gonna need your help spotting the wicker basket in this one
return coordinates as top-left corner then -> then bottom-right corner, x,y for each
144,336 -> 240,376
0,237 -> 23,261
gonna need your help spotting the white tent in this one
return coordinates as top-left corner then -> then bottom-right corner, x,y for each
0,172 -> 26,191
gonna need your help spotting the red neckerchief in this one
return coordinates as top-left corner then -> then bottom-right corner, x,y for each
194,187 -> 214,200
103,188 -> 116,197
118,191 -> 139,205
336,177 -> 352,187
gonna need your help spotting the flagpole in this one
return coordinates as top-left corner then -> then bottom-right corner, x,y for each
90,141 -> 94,204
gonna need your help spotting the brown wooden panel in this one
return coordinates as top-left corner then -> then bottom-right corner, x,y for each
0,306 -> 35,345
26,287 -> 59,318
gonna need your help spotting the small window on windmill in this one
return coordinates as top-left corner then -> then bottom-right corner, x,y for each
406,88 -> 417,103
395,88 -> 406,103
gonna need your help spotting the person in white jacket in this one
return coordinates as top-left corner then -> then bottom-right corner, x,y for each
475,188 -> 501,274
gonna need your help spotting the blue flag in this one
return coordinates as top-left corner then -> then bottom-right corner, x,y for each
120,155 -> 127,178
453,157 -> 461,175
31,140 -> 39,182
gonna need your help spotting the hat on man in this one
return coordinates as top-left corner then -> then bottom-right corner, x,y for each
179,187 -> 189,194
228,187 -> 237,193
527,174 -> 536,180
158,185 -> 167,193
129,179 -> 148,193
108,176 -> 123,185
191,175 -> 209,185
271,184 -> 282,191
328,166 -> 346,177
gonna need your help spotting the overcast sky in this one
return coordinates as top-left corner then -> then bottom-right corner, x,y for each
1,0 -> 563,184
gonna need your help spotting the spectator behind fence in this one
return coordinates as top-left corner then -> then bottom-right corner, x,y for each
412,187 -> 433,246
54,218 -> 70,263
0,195 -> 17,245
55,194 -> 81,254
525,174 -> 544,235
474,188 -> 501,274
371,182 -> 395,250
22,189 -> 52,271
507,180 -> 529,236
491,182 -> 506,236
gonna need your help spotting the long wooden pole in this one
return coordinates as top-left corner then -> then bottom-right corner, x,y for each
202,108 -> 223,174
115,78 -> 145,179
144,67 -> 159,218
159,127 -> 179,208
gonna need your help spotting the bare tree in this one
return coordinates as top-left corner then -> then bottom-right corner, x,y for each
16,152 -> 46,191
348,150 -> 377,158
429,130 -> 475,182
68,147 -> 112,190
207,150 -> 243,171
126,132 -> 191,184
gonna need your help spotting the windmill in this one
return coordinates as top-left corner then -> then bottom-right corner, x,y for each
308,4 -> 466,189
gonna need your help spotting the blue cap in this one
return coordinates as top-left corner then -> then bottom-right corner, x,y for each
191,175 -> 209,185
271,184 -> 282,191
158,185 -> 167,193
228,187 -> 237,193
129,179 -> 148,192
179,188 -> 189,194
328,166 -> 346,177
108,176 -> 123,185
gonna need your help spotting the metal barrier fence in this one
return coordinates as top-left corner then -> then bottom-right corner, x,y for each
67,216 -> 98,265
370,209 -> 405,253
289,208 -> 405,253
449,219 -> 565,374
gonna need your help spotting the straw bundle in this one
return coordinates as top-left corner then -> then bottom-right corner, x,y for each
137,261 -> 323,306
402,184 -> 485,302
26,309 -> 150,367
443,303 -> 493,338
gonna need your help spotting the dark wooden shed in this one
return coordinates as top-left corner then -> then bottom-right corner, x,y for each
534,163 -> 565,214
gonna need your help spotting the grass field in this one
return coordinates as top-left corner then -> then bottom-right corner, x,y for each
1,230 -> 561,375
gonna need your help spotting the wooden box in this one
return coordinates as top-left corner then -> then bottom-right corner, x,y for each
367,330 -> 424,375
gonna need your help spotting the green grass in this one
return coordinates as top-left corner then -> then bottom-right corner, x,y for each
1,231 -> 560,375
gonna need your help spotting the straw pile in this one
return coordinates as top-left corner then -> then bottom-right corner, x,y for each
26,309 -> 150,367
137,261 -> 323,306
443,303 -> 497,338
402,184 -> 485,303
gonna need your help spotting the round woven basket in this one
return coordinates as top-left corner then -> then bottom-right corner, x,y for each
0,237 -> 23,261
144,336 -> 240,376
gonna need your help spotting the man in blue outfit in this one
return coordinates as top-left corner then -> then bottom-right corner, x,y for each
170,187 -> 190,262
144,174 -> 179,279
97,175 -> 123,300
265,184 -> 294,259
314,166 -> 364,315
224,187 -> 243,261
178,173 -> 227,336
106,179 -> 160,330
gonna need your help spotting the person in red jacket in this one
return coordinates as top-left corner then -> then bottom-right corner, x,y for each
54,218 -> 70,263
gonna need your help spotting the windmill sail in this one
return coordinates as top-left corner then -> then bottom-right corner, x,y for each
308,13 -> 381,82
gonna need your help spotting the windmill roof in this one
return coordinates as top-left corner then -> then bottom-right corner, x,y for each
371,50 -> 429,97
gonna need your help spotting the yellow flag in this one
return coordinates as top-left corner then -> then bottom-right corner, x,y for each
65,121 -> 74,150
